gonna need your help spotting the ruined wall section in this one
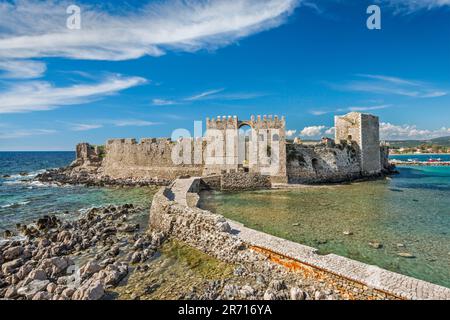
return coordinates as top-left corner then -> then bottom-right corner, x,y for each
286,143 -> 362,183
246,115 -> 287,183
101,138 -> 203,180
335,112 -> 381,175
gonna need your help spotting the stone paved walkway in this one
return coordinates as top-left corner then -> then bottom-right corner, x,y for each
228,220 -> 450,300
170,177 -> 201,206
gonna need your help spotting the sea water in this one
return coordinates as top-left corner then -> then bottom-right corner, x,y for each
199,166 -> 450,288
0,152 -> 157,234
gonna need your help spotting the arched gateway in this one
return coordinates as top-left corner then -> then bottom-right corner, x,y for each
204,115 -> 288,183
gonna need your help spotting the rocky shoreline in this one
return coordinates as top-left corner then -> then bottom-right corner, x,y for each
0,202 -> 349,300
36,167 -> 171,187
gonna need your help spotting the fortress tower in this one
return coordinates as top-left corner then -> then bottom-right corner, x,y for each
205,115 -> 288,183
335,112 -> 381,175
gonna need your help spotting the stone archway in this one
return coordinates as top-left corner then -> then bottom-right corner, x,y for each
238,123 -> 252,171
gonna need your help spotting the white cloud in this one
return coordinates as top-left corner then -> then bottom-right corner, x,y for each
311,104 -> 392,116
0,75 -> 147,114
0,129 -> 57,139
70,123 -> 103,131
380,122 -> 450,140
286,129 -> 297,137
300,125 -> 326,137
337,74 -> 447,98
152,99 -> 179,106
0,0 -> 300,61
112,120 -> 162,127
0,59 -> 46,79
381,0 -> 450,13
68,119 -> 163,131
153,88 -> 265,106
185,88 -> 225,101
325,127 -> 335,135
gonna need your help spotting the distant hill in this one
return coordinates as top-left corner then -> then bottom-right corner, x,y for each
387,136 -> 450,148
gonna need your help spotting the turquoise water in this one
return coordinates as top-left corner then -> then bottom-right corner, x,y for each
0,152 -> 157,234
199,166 -> 450,288
390,154 -> 450,162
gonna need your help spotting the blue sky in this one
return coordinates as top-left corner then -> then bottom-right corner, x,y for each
0,0 -> 450,150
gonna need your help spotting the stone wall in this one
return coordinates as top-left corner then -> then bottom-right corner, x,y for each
149,187 -> 242,263
286,143 -> 362,183
220,172 -> 272,191
101,138 -> 203,180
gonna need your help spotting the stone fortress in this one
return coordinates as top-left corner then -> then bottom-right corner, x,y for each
74,112 -> 391,189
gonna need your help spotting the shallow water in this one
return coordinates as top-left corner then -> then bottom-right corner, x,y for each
199,166 -> 450,288
0,152 -> 157,233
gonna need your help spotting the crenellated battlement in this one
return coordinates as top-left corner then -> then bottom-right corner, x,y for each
206,115 -> 239,129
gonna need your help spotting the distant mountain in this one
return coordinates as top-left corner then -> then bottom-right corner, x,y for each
387,136 -> 450,148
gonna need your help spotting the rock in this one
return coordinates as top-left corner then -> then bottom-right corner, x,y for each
119,224 -> 139,233
216,221 -> 231,233
47,282 -> 57,293
397,252 -> 415,258
79,261 -> 102,279
16,263 -> 34,280
4,286 -> 18,299
292,223 -> 300,227
32,291 -> 52,300
268,279 -> 286,291
343,231 -> 353,236
26,269 -> 48,282
38,238 -> 51,248
397,243 -> 405,248
263,289 -> 277,300
2,258 -> 23,274
133,238 -> 145,249
368,241 -> 383,249
130,252 -> 141,264
61,287 -> 75,299
3,230 -> 13,238
222,284 -> 239,299
3,246 -> 24,261
239,285 -> 255,298
39,256 -> 73,277
314,291 -> 325,300
290,287 -> 306,300
72,280 -> 104,300
101,270 -> 123,287
36,215 -> 59,231
17,280 -> 50,299
109,246 -> 120,257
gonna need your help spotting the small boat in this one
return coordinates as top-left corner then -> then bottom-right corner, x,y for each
428,158 -> 442,163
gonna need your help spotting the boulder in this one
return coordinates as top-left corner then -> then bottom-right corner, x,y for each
26,269 -> 48,282
3,246 -> 24,261
17,280 -> 50,299
32,291 -> 52,300
79,261 -> 102,279
72,280 -> 104,300
290,287 -> 306,300
2,258 -> 23,275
